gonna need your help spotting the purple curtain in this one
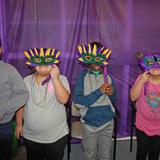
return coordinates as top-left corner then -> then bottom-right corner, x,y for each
0,0 -> 160,136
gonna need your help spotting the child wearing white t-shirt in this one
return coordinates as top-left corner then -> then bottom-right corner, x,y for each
16,48 -> 70,160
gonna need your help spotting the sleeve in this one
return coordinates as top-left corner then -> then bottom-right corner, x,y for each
108,76 -> 117,104
74,70 -> 103,108
0,67 -> 29,118
60,75 -> 71,93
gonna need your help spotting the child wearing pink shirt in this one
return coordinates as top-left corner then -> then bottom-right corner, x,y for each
130,53 -> 160,160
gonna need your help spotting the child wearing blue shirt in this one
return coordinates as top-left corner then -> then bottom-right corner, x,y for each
74,42 -> 117,160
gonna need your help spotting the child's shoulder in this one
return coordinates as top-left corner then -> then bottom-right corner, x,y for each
59,74 -> 68,82
1,61 -> 18,72
24,74 -> 34,82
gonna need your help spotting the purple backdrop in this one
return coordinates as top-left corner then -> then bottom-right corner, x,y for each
0,0 -> 160,136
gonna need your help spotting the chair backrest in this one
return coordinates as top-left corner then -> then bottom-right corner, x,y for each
71,102 -> 81,117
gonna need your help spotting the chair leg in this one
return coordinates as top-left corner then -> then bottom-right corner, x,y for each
130,107 -> 134,152
130,125 -> 133,152
66,106 -> 71,160
67,131 -> 71,160
113,118 -> 117,160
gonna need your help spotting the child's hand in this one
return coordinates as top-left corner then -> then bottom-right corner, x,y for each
50,65 -> 60,80
100,83 -> 109,94
100,83 -> 113,95
139,71 -> 150,84
15,125 -> 23,139
105,84 -> 113,96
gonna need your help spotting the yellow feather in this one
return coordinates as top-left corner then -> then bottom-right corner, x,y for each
46,48 -> 51,56
24,51 -> 31,60
83,45 -> 87,53
92,45 -> 97,55
51,48 -> 55,56
34,48 -> 39,56
54,60 -> 59,64
78,45 -> 83,54
100,47 -> 104,51
29,49 -> 35,57
78,58 -> 84,62
88,44 -> 91,53
103,61 -> 108,65
102,48 -> 109,55
40,48 -> 44,57
26,62 -> 31,65
55,51 -> 61,58
106,50 -> 112,59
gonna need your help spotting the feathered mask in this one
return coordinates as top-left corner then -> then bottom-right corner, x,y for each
77,44 -> 111,66
24,48 -> 61,66
137,52 -> 160,70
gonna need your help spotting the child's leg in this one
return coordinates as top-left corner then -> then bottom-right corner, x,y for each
23,138 -> 44,160
148,135 -> 160,160
97,120 -> 113,160
44,135 -> 67,160
82,125 -> 98,160
136,128 -> 149,160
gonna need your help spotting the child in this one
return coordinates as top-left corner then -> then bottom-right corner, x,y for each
130,53 -> 160,160
0,37 -> 29,160
74,42 -> 117,160
15,48 -> 70,160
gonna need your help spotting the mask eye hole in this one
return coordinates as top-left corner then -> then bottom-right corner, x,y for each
34,58 -> 42,63
85,56 -> 92,61
147,61 -> 153,66
45,58 -> 52,62
95,57 -> 102,62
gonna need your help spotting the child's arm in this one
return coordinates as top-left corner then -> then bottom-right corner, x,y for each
130,71 -> 149,102
74,71 -> 107,107
53,79 -> 70,104
0,68 -> 29,119
107,78 -> 117,104
15,107 -> 24,139
50,65 -> 70,104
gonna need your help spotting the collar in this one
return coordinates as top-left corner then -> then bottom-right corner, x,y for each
89,70 -> 103,76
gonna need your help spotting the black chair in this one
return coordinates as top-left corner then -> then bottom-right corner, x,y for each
130,101 -> 136,152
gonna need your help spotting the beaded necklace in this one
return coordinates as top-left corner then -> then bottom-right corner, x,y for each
31,75 -> 48,107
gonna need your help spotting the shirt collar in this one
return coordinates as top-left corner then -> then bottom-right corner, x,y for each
89,70 -> 103,76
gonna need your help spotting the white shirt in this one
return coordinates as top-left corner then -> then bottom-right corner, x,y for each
23,74 -> 70,143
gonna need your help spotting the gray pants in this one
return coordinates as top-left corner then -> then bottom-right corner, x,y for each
82,120 -> 113,160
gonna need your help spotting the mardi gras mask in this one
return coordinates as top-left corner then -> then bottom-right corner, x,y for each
24,48 -> 61,66
77,44 -> 111,66
140,53 -> 160,70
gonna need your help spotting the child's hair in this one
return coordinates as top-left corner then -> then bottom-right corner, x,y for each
136,51 -> 160,60
136,51 -> 144,60
90,41 -> 103,48
90,41 -> 107,55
